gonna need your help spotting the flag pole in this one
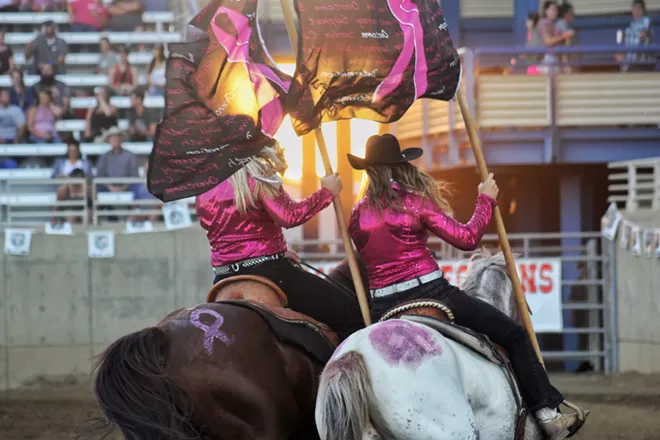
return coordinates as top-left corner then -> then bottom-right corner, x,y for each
279,0 -> 373,326
456,89 -> 544,366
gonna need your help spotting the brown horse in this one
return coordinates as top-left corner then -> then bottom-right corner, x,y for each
82,274 -> 349,440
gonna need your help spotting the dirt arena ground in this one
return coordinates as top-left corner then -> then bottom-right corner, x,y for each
1,373 -> 659,440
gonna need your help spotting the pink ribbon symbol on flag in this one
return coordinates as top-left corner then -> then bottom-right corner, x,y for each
210,7 -> 291,137
373,0 -> 428,103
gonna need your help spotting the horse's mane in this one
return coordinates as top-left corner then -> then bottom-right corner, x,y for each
461,248 -> 521,323
75,327 -> 203,440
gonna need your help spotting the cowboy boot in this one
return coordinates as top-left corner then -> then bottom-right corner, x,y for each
562,400 -> 590,438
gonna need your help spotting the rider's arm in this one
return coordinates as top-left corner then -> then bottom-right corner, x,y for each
417,194 -> 496,251
262,187 -> 333,228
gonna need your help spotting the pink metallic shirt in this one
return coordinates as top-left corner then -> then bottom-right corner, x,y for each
196,177 -> 334,267
349,184 -> 497,289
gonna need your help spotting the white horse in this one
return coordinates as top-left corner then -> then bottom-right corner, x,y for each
315,250 -> 546,440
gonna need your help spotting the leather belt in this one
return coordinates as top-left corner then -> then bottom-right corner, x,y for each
370,270 -> 444,298
213,253 -> 284,277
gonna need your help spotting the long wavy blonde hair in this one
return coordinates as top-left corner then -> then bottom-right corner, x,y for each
359,163 -> 453,215
231,142 -> 287,214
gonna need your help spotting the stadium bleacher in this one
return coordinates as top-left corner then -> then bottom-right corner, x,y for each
0,8 -> 183,227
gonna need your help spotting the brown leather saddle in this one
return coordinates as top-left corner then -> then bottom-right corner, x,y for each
206,275 -> 340,348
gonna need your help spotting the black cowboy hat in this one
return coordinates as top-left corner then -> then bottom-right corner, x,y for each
347,134 -> 423,170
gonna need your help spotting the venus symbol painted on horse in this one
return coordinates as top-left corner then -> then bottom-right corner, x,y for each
373,0 -> 428,103
210,6 -> 291,137
190,308 -> 233,354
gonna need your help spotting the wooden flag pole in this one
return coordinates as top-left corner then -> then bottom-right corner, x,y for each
456,89 -> 544,366
279,0 -> 373,326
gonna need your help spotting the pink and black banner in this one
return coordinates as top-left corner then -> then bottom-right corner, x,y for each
147,0 -> 293,202
288,0 -> 462,136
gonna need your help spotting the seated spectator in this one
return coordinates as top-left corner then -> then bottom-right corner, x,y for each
51,137 -> 92,178
22,0 -> 65,11
0,88 -> 26,144
0,30 -> 14,75
53,168 -> 91,225
619,0 -> 653,71
107,0 -> 143,32
128,90 -> 157,141
32,63 -> 71,117
147,44 -> 166,97
27,89 -> 61,143
98,37 -> 118,74
69,0 -> 108,32
84,86 -> 118,142
10,69 -> 35,111
24,21 -> 68,74
110,46 -> 138,96
95,126 -> 138,193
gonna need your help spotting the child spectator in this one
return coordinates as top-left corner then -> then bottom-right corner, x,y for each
619,0 -> 653,71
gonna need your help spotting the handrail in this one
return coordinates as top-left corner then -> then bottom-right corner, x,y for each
474,44 -> 660,56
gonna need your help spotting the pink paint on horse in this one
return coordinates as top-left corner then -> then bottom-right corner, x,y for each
190,308 -> 233,354
368,320 -> 441,369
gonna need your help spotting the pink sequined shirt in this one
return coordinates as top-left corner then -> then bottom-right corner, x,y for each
196,177 -> 334,267
349,184 -> 497,289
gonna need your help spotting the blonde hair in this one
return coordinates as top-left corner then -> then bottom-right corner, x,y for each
359,163 -> 453,215
231,143 -> 287,214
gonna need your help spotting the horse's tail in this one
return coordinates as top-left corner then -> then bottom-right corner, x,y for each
81,327 -> 200,440
315,351 -> 382,440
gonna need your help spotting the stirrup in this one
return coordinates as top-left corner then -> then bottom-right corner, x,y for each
560,399 -> 590,437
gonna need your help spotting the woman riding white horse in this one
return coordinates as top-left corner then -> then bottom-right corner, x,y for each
316,134 -> 588,440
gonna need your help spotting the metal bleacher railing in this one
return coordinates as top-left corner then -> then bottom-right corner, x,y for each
0,176 -> 196,227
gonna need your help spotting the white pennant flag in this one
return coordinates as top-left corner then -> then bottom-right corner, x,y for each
601,202 -> 621,241
619,221 -> 632,250
4,228 -> 33,256
631,225 -> 642,256
162,202 -> 192,231
88,230 -> 116,259
45,222 -> 73,236
125,220 -> 154,234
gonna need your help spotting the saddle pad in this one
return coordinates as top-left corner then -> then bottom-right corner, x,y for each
221,300 -> 336,365
401,315 -> 508,366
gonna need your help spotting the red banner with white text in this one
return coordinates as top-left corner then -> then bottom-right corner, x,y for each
311,258 -> 563,332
